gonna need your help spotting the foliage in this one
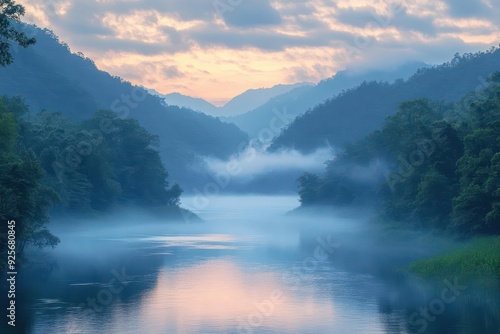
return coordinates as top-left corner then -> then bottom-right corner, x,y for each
0,98 -> 59,269
409,236 -> 500,284
452,81 -> 500,234
297,173 -> 321,205
0,150 -> 60,251
0,96 -> 184,269
297,73 -> 500,236
17,106 -> 184,212
0,0 -> 36,66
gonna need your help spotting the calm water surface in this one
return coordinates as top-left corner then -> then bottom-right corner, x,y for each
7,196 -> 500,333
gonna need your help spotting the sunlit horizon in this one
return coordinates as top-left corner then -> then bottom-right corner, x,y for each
16,0 -> 500,105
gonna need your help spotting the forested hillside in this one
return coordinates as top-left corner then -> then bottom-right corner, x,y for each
0,23 -> 248,188
297,73 -> 500,235
0,96 -> 186,270
271,48 -> 500,153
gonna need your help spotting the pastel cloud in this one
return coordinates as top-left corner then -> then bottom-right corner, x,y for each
16,0 -> 500,105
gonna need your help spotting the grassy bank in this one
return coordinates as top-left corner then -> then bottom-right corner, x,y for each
409,236 -> 500,286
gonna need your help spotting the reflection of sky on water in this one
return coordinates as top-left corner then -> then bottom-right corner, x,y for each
137,259 -> 337,333
140,234 -> 249,250
18,196 -> 499,334
30,243 -> 390,334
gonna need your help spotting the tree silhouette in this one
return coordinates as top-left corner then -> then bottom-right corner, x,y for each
0,0 -> 36,66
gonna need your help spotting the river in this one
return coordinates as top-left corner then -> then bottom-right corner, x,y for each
6,196 -> 500,333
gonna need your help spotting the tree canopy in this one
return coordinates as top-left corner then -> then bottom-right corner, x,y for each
0,97 -> 59,270
0,96 -> 184,270
297,73 -> 500,236
0,0 -> 36,66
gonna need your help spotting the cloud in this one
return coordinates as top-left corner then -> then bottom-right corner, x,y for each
205,146 -> 333,182
20,0 -> 500,53
334,5 -> 437,36
163,65 -> 185,78
442,0 -> 494,18
344,35 -> 490,72
16,0 -> 500,104
190,25 -> 355,51
221,0 -> 282,28
287,64 -> 337,83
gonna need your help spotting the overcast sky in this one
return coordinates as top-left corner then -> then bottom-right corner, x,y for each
17,0 -> 500,105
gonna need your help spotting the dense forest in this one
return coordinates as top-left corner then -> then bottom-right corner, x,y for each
0,96 -> 183,270
270,48 -> 500,153
297,73 -> 500,236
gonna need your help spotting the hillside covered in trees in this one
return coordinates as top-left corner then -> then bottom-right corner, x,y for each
297,73 -> 500,236
0,23 -> 248,189
0,96 -> 186,270
0,4 -> 196,271
270,48 -> 500,153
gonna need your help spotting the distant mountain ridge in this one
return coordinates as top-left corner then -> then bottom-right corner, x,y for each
269,48 -> 500,153
150,82 -> 313,117
223,62 -> 429,136
145,90 -> 219,115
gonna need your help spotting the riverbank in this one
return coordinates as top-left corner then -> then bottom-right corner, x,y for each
409,236 -> 500,288
49,204 -> 202,227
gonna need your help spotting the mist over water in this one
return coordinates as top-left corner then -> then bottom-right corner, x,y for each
4,195 -> 498,334
205,147 -> 333,180
201,147 -> 334,193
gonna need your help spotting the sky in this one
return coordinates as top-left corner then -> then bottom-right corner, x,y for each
16,0 -> 500,106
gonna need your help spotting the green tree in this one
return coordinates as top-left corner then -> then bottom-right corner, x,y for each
0,111 -> 16,151
297,172 -> 321,205
0,0 -> 36,66
19,108 -> 182,213
414,169 -> 454,228
453,127 -> 500,234
0,150 -> 60,253
22,110 -> 95,212
87,110 -> 182,208
0,100 -> 59,269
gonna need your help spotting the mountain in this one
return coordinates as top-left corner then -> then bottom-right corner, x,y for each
150,83 -> 312,117
0,24 -> 248,189
153,91 -> 220,116
269,48 -> 500,153
223,62 -> 428,137
221,83 -> 313,116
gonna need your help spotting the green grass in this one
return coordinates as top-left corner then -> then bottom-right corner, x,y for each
409,236 -> 500,285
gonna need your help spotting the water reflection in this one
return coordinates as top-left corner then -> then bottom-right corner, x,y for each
2,196 -> 498,334
136,259 -> 335,333
24,232 -> 394,334
141,234 -> 246,250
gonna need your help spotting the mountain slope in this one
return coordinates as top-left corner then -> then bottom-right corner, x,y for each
160,92 -> 219,115
221,83 -> 312,116
151,83 -> 312,117
270,48 -> 500,153
0,24 -> 248,188
223,62 -> 428,136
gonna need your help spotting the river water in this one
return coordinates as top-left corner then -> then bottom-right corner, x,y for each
6,196 -> 500,333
